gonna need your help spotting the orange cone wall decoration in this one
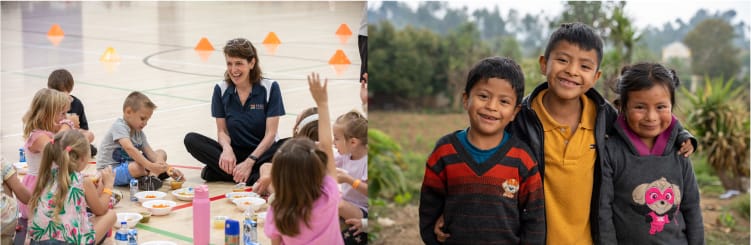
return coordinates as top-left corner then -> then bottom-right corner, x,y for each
47,24 -> 64,36
194,37 -> 215,51
47,24 -> 64,46
335,23 -> 352,44
263,32 -> 281,44
99,47 -> 120,62
329,49 -> 351,76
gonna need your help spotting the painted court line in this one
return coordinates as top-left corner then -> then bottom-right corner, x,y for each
136,223 -> 195,244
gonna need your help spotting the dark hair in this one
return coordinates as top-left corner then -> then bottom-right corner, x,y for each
465,57 -> 525,105
615,62 -> 680,112
47,69 -> 74,92
223,38 -> 263,85
544,22 -> 604,70
270,137 -> 327,236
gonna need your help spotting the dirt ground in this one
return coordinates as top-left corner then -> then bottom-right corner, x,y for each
373,194 -> 750,244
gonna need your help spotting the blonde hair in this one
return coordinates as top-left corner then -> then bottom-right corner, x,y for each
123,91 -> 156,112
335,110 -> 368,145
270,138 -> 328,236
23,88 -> 69,139
292,107 -> 318,141
28,130 -> 90,223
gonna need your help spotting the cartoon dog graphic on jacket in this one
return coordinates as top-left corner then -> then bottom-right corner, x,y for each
632,177 -> 681,235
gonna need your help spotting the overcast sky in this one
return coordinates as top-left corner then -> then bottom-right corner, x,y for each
370,1 -> 751,30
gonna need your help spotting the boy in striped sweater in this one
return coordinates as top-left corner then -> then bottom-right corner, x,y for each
419,57 -> 545,244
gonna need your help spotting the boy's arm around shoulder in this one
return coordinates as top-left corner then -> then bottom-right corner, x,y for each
419,138 -> 451,245
516,145 -> 545,245
674,120 -> 698,155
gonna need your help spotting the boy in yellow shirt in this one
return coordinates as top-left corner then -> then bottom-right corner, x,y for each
509,23 -> 696,244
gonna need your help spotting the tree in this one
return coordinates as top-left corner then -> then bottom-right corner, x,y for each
684,18 -> 740,79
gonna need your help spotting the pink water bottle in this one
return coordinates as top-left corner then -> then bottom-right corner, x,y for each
193,185 -> 210,244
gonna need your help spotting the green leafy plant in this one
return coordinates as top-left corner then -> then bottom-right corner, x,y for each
681,76 -> 750,192
733,194 -> 750,220
718,210 -> 737,229
368,128 -> 412,204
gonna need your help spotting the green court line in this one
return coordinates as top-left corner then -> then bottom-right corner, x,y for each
136,223 -> 204,244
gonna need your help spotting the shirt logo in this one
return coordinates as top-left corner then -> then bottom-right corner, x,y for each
249,104 -> 265,110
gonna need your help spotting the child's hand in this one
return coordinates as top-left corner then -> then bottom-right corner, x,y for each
360,73 -> 368,106
678,139 -> 694,157
168,167 -> 185,181
148,163 -> 169,175
336,168 -> 353,184
434,214 -> 450,242
99,166 -> 115,188
66,113 -> 80,128
345,218 -> 366,235
307,72 -> 328,105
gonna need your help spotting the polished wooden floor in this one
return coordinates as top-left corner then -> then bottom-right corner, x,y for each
2,1 -> 365,244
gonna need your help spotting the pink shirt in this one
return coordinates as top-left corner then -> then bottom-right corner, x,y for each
265,176 -> 343,245
336,153 -> 368,211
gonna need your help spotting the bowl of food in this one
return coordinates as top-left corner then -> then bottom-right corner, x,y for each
232,196 -> 266,212
169,180 -> 184,190
115,212 -> 143,228
135,191 -> 166,202
142,200 -> 177,216
226,192 -> 259,203
171,187 -> 194,201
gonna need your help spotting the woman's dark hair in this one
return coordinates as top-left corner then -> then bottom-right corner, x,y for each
223,38 -> 262,85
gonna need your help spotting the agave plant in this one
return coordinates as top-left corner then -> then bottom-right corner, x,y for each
681,76 -> 750,192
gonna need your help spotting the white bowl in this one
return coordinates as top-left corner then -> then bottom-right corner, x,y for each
142,200 -> 177,216
115,212 -> 143,228
226,192 -> 259,203
13,162 -> 28,175
171,187 -> 194,201
232,196 -> 266,212
135,191 -> 166,202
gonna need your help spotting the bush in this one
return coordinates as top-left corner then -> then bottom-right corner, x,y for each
368,128 -> 412,204
733,193 -> 750,220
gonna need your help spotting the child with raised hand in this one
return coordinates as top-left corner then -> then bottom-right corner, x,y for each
421,57 -> 545,244
18,88 -> 77,220
599,63 -> 703,244
28,130 -> 117,244
264,72 -> 343,245
252,107 -> 318,195
96,91 -> 184,187
47,68 -> 97,155
332,110 -> 368,243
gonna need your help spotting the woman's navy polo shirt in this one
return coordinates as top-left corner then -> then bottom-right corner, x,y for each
211,79 -> 285,149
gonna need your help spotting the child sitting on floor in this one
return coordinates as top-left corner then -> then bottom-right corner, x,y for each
96,91 -> 183,188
